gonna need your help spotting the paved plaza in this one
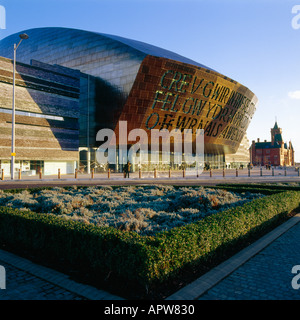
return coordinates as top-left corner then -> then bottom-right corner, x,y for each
0,259 -> 85,300
198,219 -> 300,300
168,213 -> 300,300
0,167 -> 299,189
0,249 -> 123,300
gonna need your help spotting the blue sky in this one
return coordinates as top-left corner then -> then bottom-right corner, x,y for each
0,0 -> 299,161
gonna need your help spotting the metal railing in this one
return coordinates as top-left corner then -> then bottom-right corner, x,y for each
0,166 -> 299,181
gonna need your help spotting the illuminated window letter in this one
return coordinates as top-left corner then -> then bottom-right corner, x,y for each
160,70 -> 174,89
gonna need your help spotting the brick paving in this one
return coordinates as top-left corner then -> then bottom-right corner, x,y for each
167,213 -> 300,300
198,218 -> 300,300
0,249 -> 123,300
0,260 -> 85,300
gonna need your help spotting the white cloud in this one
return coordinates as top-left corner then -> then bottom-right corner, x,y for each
288,91 -> 300,99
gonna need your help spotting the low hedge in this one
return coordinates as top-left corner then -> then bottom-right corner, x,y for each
210,184 -> 300,195
216,183 -> 300,191
0,207 -> 150,286
148,191 -> 300,282
212,187 -> 289,195
0,189 -> 299,297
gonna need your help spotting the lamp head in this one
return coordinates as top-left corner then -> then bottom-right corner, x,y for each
19,33 -> 29,40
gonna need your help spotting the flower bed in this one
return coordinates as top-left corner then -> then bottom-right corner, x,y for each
0,185 -> 263,236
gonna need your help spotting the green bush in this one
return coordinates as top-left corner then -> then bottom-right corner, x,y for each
145,191 -> 300,282
0,207 -> 150,285
208,184 -> 300,195
0,189 -> 299,297
215,183 -> 300,193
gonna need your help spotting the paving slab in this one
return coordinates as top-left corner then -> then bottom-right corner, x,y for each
0,249 -> 123,300
167,213 -> 300,300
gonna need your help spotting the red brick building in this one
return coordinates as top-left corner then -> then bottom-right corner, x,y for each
249,122 -> 294,167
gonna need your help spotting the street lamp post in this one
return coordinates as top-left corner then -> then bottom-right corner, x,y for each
11,33 -> 29,180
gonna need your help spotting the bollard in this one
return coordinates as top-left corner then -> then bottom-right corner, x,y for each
154,168 -> 157,179
58,169 -> 61,179
260,168 -> 262,176
169,168 -> 171,178
91,169 -> 94,179
183,168 -> 185,178
75,169 -> 78,179
236,168 -> 238,177
223,168 -> 225,177
139,168 -> 141,179
1,169 -> 3,181
284,167 -> 287,176
18,169 -> 21,180
298,167 -> 300,177
272,168 -> 274,176
210,169 -> 212,177
108,168 -> 111,179
39,169 -> 42,180
248,168 -> 250,177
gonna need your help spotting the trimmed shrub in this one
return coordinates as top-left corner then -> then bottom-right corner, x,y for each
0,207 -> 150,285
145,190 -> 300,282
214,183 -> 300,195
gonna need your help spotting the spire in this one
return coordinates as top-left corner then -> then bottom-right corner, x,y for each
271,119 -> 282,146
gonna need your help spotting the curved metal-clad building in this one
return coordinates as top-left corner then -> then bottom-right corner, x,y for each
0,27 -> 258,169
0,27 -> 212,96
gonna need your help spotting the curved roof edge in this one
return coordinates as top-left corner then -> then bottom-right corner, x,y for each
0,27 -> 215,71
100,31 -> 214,70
